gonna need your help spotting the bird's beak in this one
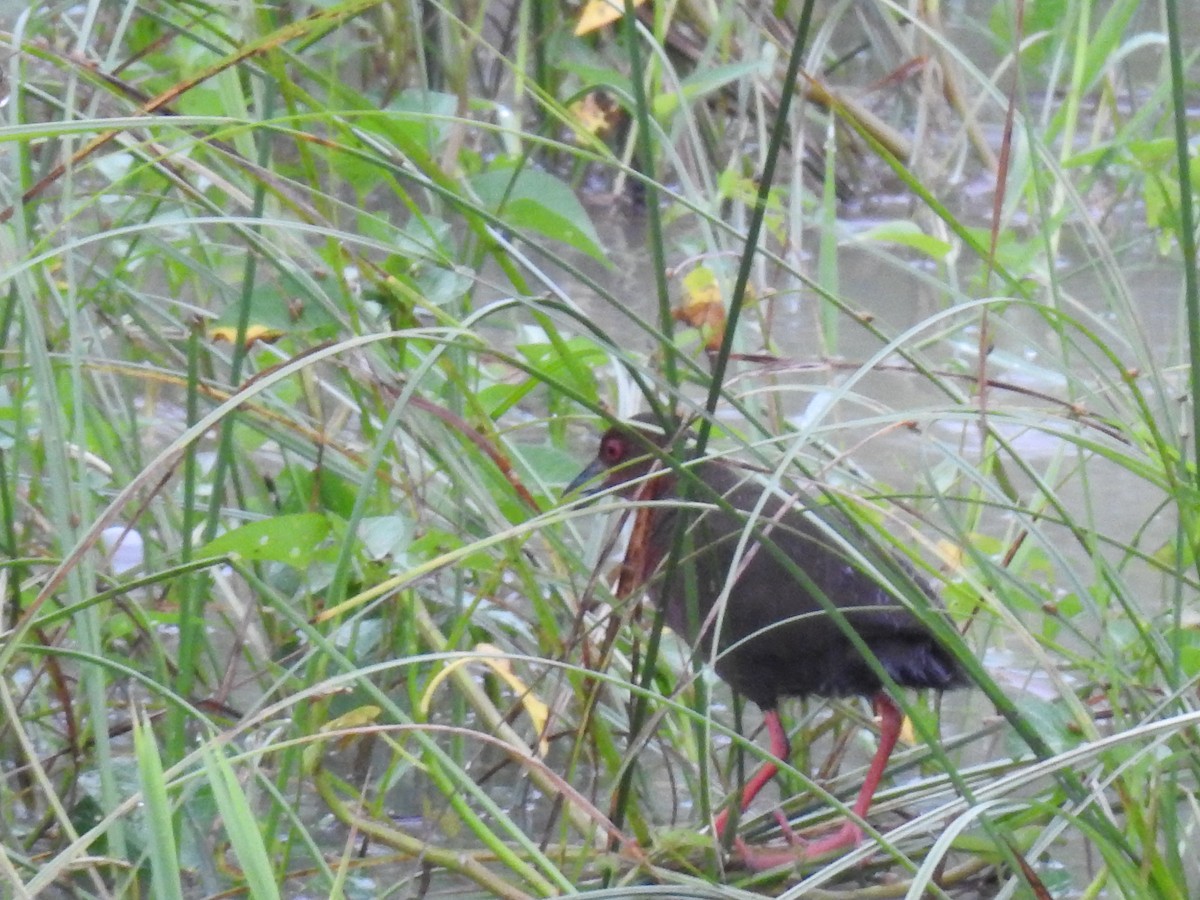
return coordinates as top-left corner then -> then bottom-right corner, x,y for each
564,458 -> 606,497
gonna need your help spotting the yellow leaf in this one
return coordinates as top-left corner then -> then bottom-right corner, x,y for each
672,266 -> 726,351
575,0 -> 647,36
568,91 -> 623,139
306,704 -> 381,767
209,323 -> 283,346
934,539 -> 964,569
421,643 -> 550,756
322,705 -> 382,733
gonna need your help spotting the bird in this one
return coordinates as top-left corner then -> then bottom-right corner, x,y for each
567,413 -> 966,868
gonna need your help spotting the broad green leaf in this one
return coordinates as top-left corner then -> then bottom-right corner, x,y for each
200,513 -> 332,566
209,275 -> 338,345
471,166 -> 606,263
653,60 -> 768,119
855,220 -> 952,259
554,61 -> 634,103
354,90 -> 459,152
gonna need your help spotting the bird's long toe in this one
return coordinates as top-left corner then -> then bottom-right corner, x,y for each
733,820 -> 866,871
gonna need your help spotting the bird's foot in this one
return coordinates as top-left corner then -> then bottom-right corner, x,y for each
797,820 -> 865,858
772,809 -> 802,844
734,821 -> 865,872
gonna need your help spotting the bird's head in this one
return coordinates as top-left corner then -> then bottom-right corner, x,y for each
565,413 -> 680,497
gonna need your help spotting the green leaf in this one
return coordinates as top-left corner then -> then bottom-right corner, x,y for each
209,275 -> 339,344
517,335 -> 604,398
471,166 -> 606,263
515,442 -> 589,486
653,60 -> 768,119
554,57 -> 634,103
1006,696 -> 1081,756
1080,0 -> 1139,93
353,90 -> 459,153
854,220 -> 952,259
275,464 -> 362,518
360,515 -> 413,561
201,745 -> 281,900
200,513 -> 332,566
133,712 -> 184,900
1181,645 -> 1200,679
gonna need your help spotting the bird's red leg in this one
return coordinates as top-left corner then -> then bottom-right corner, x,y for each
796,691 -> 903,859
737,693 -> 905,870
713,707 -> 789,839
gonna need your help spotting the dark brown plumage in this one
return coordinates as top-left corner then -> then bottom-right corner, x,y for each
569,415 -> 965,866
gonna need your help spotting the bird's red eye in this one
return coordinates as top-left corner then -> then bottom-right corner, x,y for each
600,436 -> 624,464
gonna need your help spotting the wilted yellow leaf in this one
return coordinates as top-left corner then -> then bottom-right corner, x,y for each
934,539 -> 965,571
421,643 -> 550,756
311,704 -> 382,758
672,266 -> 726,351
569,91 -> 623,139
209,323 -> 284,346
575,0 -> 647,36
322,705 -> 383,732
